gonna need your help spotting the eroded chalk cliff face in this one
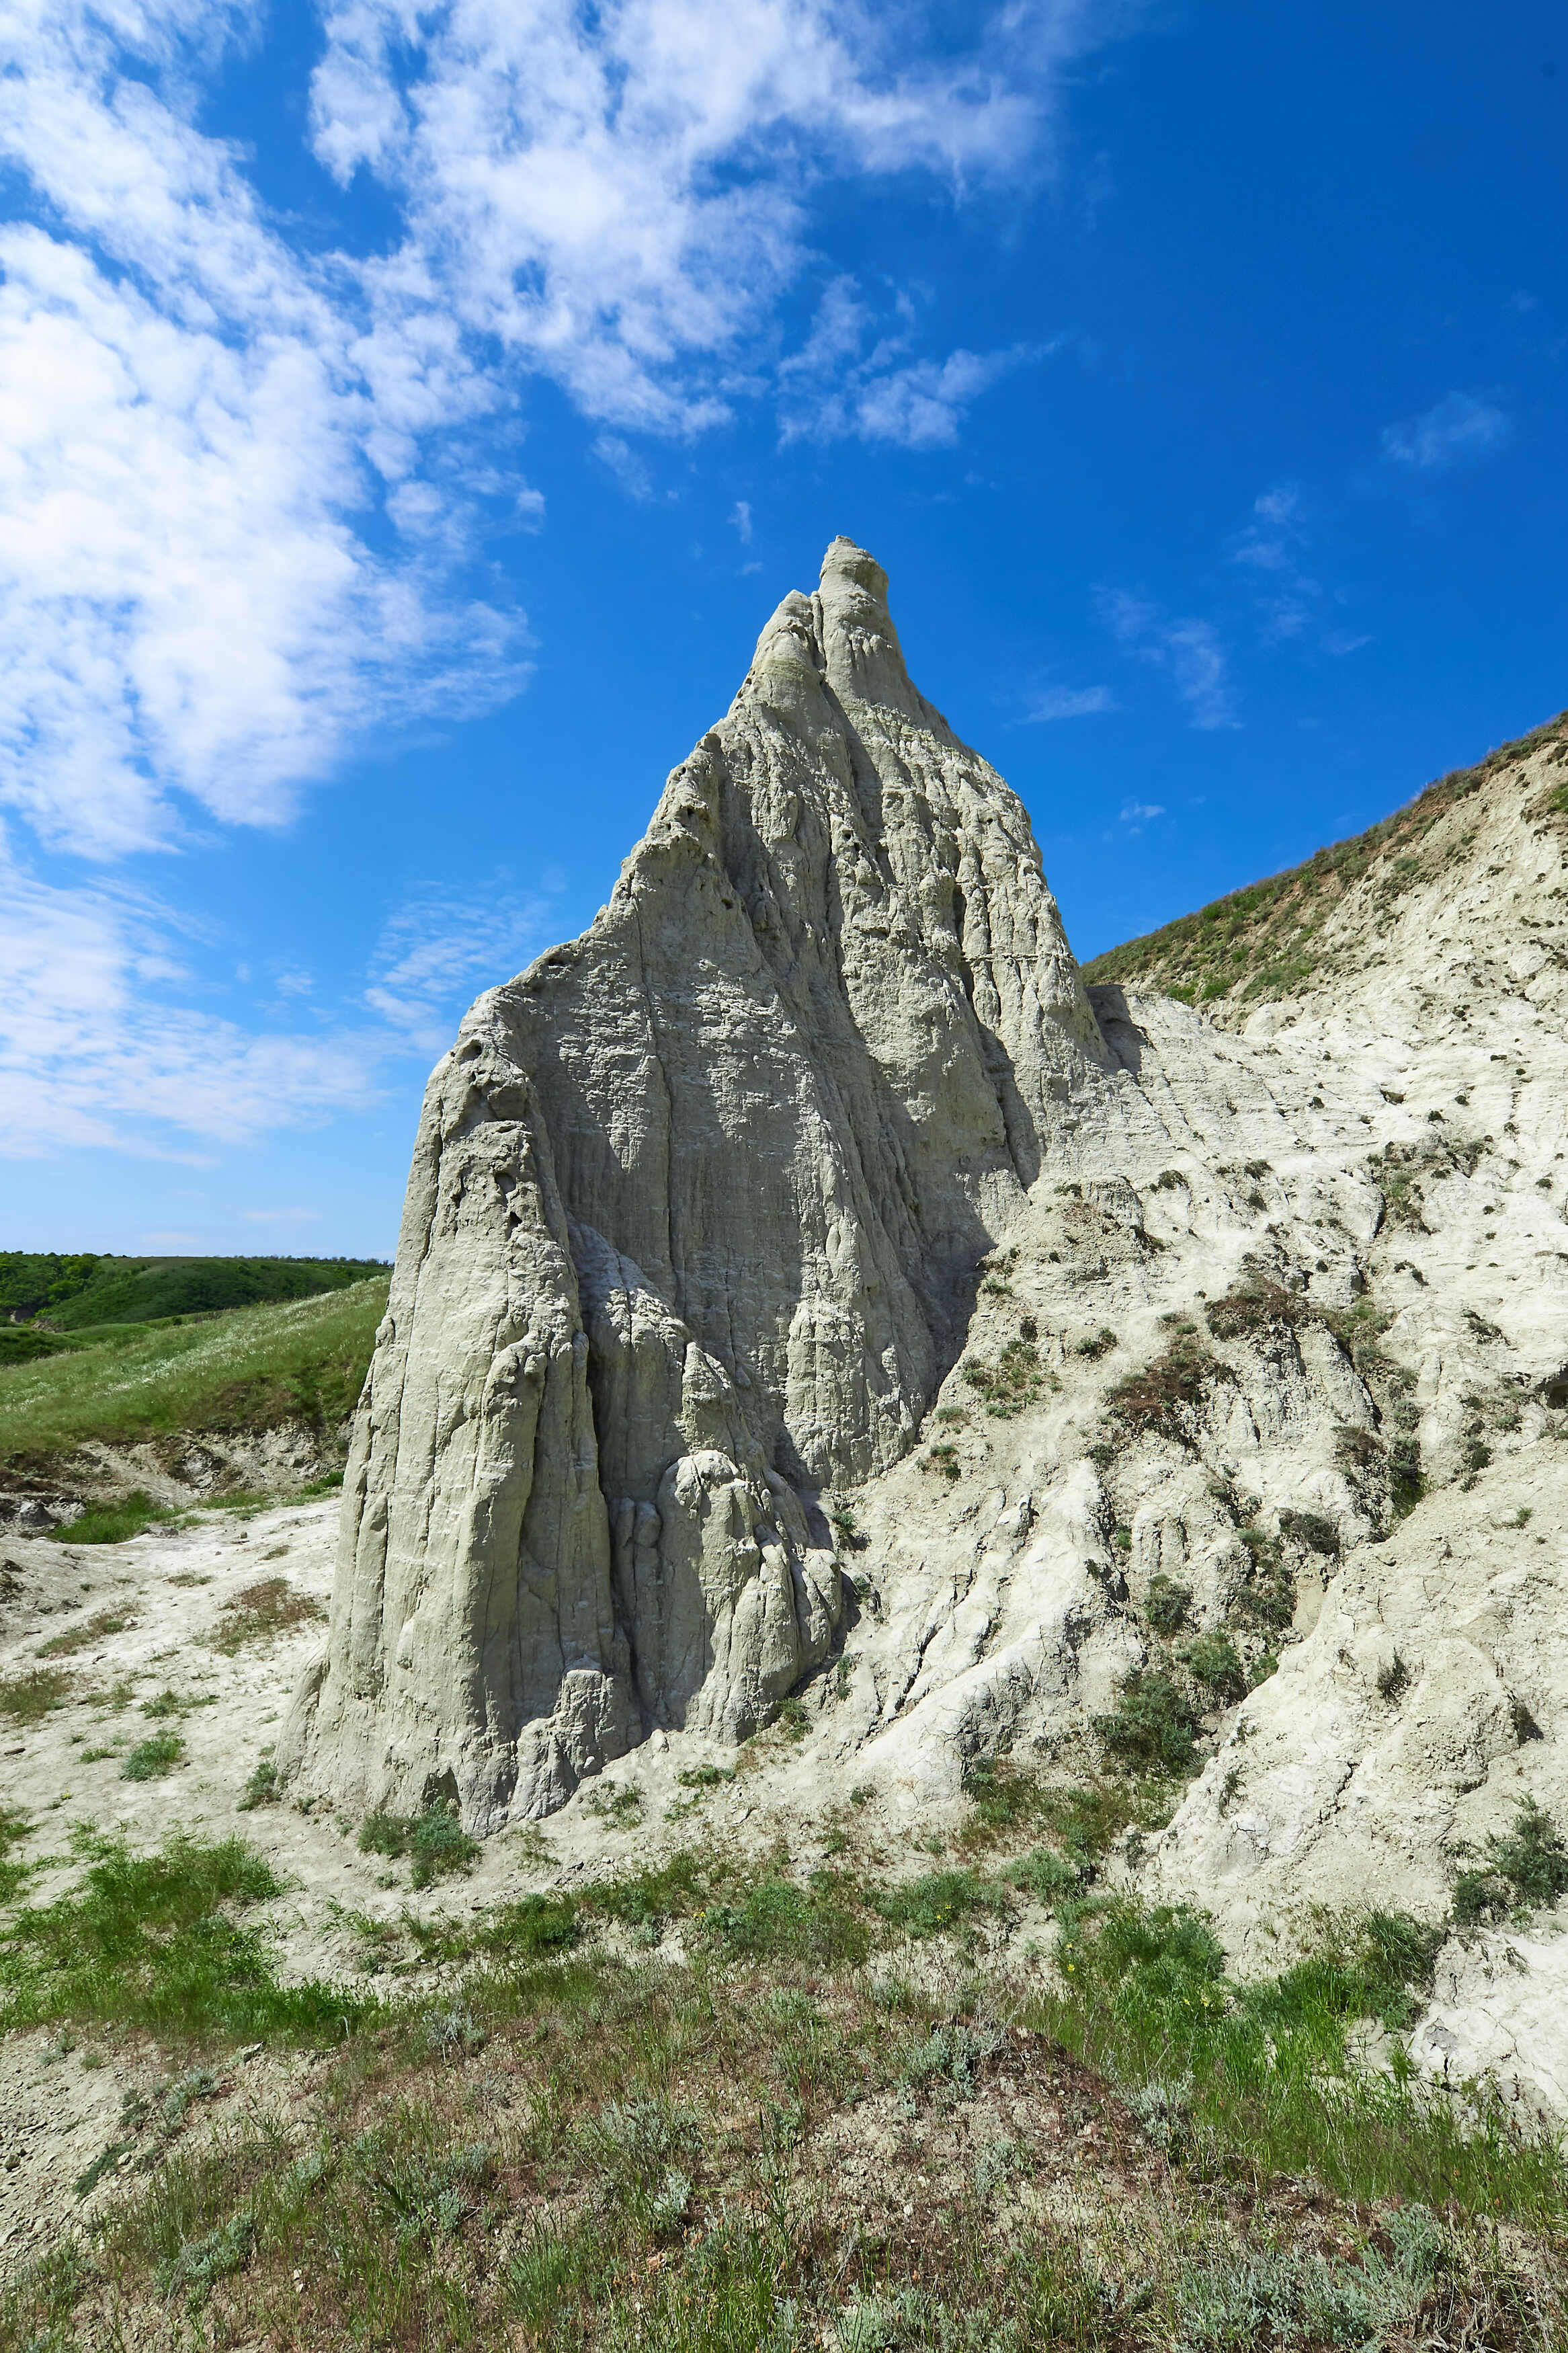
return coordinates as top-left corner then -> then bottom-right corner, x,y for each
282,539 -> 1114,1825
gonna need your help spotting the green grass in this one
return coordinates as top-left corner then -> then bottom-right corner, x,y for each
0,1275 -> 388,1466
0,1831 -> 365,2043
1,1817 -> 1565,2353
120,1730 -> 185,1780
0,1808 -> 32,1906
57,1490 -> 169,1544
358,1801 -> 479,1888
0,1667 -> 72,1726
4,1882 -> 1561,2353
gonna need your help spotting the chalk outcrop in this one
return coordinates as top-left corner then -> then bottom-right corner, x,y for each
282,539 -> 1114,1824
269,539 -> 1568,2112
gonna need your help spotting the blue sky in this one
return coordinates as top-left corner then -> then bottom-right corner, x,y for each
2,0 -> 1563,1257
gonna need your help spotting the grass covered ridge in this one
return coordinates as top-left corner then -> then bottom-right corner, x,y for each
1082,707 -> 1568,1010
0,1275 -> 388,1469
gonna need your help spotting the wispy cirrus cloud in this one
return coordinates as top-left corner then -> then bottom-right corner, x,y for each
1381,391 -> 1512,471
777,276 -> 1040,447
0,827 -> 565,1156
1098,590 -> 1239,731
1023,684 -> 1116,721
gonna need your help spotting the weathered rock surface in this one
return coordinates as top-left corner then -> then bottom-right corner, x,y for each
283,539 -> 1115,1825
286,532 -> 1568,2117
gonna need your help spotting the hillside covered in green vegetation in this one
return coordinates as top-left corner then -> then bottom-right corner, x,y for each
0,1277 -> 389,1474
1082,708 -> 1568,1009
0,1252 -> 388,1363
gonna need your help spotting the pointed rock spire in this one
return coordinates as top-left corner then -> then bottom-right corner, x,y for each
280,541 -> 1110,1829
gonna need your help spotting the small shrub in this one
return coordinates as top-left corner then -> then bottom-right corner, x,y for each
358,1800 -> 478,1887
585,1779 -> 647,1820
962,1337 -> 1043,1419
1094,1671 -> 1200,1775
121,1732 -> 185,1781
1145,1574 -> 1191,1636
1105,1337 -> 1211,1443
1388,1434 -> 1423,1517
1180,1634 -> 1246,1704
1377,1654 -> 1410,1704
1278,1507 -> 1339,1557
1454,1800 -> 1568,1924
1003,1847 -> 1087,1905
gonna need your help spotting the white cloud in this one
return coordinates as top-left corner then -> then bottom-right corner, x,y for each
0,830 -> 565,1158
777,276 -> 1038,446
364,886 -> 565,1053
0,7 -> 530,859
730,500 -> 753,544
1119,801 -> 1164,826
0,844 -> 388,1157
0,0 -> 1124,864
315,0 -> 1095,434
1382,391 -> 1512,471
1024,684 -> 1114,721
243,1207 -> 323,1224
1229,481 -> 1319,643
1100,590 -> 1239,731
593,434 -> 656,500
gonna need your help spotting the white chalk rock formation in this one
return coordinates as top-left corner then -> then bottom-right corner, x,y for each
282,539 -> 1111,1825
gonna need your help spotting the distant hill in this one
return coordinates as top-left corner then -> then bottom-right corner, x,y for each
0,1252 -> 390,1361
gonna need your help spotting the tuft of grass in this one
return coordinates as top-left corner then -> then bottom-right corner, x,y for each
0,1807 -> 33,1906
0,1831 -> 365,2042
211,1577 -> 325,1652
121,1730 -> 185,1780
0,1667 -> 73,1725
358,1800 -> 478,1888
35,1606 -> 138,1656
698,1875 -> 870,1967
868,1869 -> 1009,1942
60,1492 -> 168,1546
1454,1798 -> 1568,1925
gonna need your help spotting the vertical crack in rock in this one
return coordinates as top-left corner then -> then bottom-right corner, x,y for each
281,537 -> 1112,1825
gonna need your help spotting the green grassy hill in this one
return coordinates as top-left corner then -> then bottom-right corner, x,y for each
0,1251 -> 388,1343
1082,707 -> 1568,1008
0,1277 -> 389,1472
